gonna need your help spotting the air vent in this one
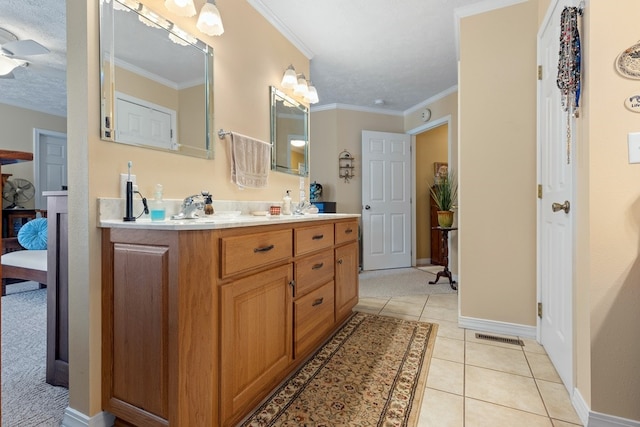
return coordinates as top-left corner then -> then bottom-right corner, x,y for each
475,333 -> 524,346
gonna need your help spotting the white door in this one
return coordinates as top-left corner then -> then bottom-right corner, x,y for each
34,129 -> 67,210
361,130 -> 411,270
538,0 -> 575,392
115,93 -> 176,150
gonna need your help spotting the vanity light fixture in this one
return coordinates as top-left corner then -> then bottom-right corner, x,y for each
304,82 -> 319,104
293,73 -> 308,97
281,65 -> 297,89
164,0 -> 197,17
197,0 -> 225,36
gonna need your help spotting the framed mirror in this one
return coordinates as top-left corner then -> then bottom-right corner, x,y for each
270,86 -> 309,176
100,0 -> 214,159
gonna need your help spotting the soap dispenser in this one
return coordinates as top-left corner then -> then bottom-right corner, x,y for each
149,184 -> 166,221
282,190 -> 292,215
203,191 -> 214,215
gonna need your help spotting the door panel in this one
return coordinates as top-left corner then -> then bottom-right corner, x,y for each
361,130 -> 411,270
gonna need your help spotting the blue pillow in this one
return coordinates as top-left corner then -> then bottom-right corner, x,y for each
17,218 -> 48,250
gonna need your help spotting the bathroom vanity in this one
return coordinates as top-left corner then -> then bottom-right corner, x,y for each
101,214 -> 359,427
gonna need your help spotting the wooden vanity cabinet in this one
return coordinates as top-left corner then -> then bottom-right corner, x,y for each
102,217 -> 359,427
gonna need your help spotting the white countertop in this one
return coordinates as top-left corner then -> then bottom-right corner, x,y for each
100,213 -> 360,231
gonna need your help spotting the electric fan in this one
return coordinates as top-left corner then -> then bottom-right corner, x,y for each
2,178 -> 35,209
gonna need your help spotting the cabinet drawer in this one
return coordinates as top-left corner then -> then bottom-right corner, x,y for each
294,224 -> 334,256
294,249 -> 334,297
294,281 -> 335,358
335,220 -> 358,245
221,229 -> 292,278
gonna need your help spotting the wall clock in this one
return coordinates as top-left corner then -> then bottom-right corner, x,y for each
421,108 -> 431,122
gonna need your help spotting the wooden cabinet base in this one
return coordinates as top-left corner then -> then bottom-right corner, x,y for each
102,218 -> 359,426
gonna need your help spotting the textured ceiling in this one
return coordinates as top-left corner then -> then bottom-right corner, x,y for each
0,0 -> 489,118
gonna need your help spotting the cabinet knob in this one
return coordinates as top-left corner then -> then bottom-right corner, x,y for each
337,259 -> 343,265
289,280 -> 295,288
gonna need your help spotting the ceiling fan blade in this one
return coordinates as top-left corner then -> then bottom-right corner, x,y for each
2,39 -> 49,57
0,70 -> 15,79
0,54 -> 23,76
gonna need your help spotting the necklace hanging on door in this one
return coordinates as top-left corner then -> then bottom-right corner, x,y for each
557,6 -> 582,164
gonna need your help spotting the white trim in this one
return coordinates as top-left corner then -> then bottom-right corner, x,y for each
454,0 -> 528,60
573,388 -> 590,426
247,0 -> 314,59
62,407 -> 115,427
406,114 -> 450,137
310,102 -> 404,116
458,315 -> 537,339
403,86 -> 458,116
33,128 -> 68,210
572,388 -> 640,427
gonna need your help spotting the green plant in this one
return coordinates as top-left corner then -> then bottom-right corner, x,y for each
430,170 -> 458,211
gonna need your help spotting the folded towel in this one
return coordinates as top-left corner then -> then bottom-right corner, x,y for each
227,132 -> 271,189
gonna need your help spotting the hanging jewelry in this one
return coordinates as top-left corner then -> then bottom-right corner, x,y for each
556,6 -> 582,164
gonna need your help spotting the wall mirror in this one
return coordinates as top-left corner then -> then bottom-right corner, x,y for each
100,0 -> 214,159
270,86 -> 309,176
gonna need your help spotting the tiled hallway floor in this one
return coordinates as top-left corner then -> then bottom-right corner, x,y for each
354,294 -> 583,427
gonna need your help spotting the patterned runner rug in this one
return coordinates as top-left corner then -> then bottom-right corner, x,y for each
241,312 -> 437,426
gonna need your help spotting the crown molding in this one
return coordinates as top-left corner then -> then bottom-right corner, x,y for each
310,102 -> 404,116
403,85 -> 458,115
247,0 -> 315,59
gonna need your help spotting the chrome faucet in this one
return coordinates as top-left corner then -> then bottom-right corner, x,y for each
171,194 -> 205,219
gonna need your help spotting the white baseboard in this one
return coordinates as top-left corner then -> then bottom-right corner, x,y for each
62,407 -> 115,427
458,315 -> 537,339
572,387 -> 590,426
588,410 -> 640,427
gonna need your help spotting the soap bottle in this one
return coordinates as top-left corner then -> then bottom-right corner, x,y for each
282,190 -> 292,215
204,192 -> 214,215
149,184 -> 166,221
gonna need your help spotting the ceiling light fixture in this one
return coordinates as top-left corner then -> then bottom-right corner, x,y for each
281,65 -> 297,89
164,0 -> 196,17
290,139 -> 306,147
304,82 -> 319,104
196,0 -> 224,36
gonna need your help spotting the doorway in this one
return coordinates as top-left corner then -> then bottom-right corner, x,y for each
34,128 -> 68,210
415,123 -> 449,266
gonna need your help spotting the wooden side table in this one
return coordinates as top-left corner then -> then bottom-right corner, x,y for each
428,226 -> 458,290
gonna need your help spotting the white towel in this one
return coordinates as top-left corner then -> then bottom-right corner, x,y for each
227,132 -> 271,189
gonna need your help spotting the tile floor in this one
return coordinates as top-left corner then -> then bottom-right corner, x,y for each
354,293 -> 584,427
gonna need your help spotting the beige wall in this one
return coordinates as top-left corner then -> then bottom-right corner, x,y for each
415,124 -> 448,260
578,0 -> 640,419
458,1 -> 538,326
67,0 -> 310,417
0,104 -> 66,209
309,108 -> 404,215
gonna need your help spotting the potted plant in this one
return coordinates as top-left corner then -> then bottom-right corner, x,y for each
430,170 -> 458,227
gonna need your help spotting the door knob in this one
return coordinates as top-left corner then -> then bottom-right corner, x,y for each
364,205 -> 371,210
552,200 -> 570,214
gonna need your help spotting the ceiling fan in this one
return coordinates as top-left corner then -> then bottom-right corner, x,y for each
0,27 -> 49,79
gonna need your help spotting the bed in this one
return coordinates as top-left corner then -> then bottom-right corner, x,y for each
1,219 -> 48,295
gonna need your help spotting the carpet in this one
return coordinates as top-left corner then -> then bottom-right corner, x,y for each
359,267 -> 457,298
2,285 -> 68,427
241,312 -> 437,427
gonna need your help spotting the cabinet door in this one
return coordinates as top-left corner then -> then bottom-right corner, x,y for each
335,241 -> 359,322
220,263 -> 293,425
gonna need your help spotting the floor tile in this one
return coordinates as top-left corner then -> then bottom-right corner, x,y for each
426,358 -> 464,395
526,352 -> 562,383
420,317 -> 464,341
416,388 -> 463,427
551,419 -> 583,427
432,336 -> 465,363
379,299 -> 425,317
465,365 -> 547,415
425,294 -> 458,310
465,398 -> 553,427
422,305 -> 458,322
536,379 -> 582,424
353,297 -> 388,314
393,294 -> 429,305
465,341 -> 531,377
522,337 -> 547,354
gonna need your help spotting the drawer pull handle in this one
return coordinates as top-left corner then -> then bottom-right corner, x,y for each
312,262 -> 324,270
345,228 -> 353,234
337,259 -> 343,265
312,234 -> 324,240
254,244 -> 275,253
312,297 -> 324,307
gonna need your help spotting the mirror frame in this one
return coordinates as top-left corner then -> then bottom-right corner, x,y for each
270,86 -> 309,176
99,0 -> 214,159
